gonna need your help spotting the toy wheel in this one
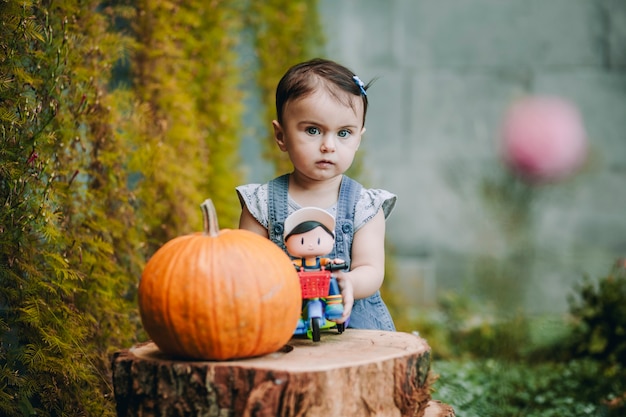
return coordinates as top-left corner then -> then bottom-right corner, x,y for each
336,322 -> 345,333
311,317 -> 321,342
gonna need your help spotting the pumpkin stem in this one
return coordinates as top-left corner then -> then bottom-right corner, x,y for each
201,199 -> 220,237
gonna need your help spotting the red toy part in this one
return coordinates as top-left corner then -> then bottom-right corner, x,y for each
298,270 -> 331,298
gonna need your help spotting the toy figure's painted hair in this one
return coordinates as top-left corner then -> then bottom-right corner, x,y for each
275,58 -> 371,126
284,220 -> 334,243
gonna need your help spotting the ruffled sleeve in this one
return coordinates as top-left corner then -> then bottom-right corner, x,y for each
354,188 -> 397,231
235,183 -> 270,229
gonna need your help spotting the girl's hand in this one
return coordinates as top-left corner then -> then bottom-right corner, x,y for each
334,270 -> 354,323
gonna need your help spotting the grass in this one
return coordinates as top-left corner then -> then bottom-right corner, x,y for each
431,358 -> 625,417
398,302 -> 626,415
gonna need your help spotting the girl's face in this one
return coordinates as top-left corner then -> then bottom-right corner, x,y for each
285,226 -> 335,258
273,88 -> 365,183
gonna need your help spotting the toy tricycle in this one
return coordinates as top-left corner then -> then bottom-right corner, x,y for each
293,261 -> 349,342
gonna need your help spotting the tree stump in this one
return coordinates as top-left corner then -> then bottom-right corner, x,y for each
111,329 -> 454,417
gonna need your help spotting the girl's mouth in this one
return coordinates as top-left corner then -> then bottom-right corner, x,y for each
316,160 -> 334,167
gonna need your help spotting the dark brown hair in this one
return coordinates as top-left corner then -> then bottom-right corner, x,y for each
275,58 -> 371,126
284,220 -> 334,243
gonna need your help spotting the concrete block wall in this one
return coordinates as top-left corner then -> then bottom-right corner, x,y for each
314,0 -> 626,315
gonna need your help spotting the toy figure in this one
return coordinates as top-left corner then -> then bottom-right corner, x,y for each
283,207 -> 348,341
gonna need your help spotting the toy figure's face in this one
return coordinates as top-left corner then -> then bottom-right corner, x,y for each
285,226 -> 335,258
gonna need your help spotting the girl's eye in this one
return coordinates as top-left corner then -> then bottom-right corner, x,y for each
338,129 -> 351,138
317,238 -> 320,245
301,237 -> 304,245
306,126 -> 321,135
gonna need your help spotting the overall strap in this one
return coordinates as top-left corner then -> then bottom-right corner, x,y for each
331,176 -> 362,264
267,173 -> 290,252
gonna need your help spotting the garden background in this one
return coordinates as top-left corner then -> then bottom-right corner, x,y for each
1,0 -> 625,416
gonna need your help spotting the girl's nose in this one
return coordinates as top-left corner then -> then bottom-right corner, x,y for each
320,135 -> 336,152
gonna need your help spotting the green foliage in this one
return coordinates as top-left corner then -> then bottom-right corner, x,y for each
433,359 -> 626,417
567,260 -> 626,369
249,0 -> 323,175
1,1 -> 141,415
132,0 -> 245,238
406,292 -> 536,362
1,1 -> 323,415
409,261 -> 626,416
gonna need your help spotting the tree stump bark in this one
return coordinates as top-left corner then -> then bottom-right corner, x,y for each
111,329 -> 453,417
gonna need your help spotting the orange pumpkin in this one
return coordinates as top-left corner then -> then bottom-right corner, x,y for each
138,199 -> 301,360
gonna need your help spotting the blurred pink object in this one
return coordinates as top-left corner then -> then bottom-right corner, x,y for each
501,96 -> 588,183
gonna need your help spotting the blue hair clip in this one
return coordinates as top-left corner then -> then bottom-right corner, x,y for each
352,75 -> 367,96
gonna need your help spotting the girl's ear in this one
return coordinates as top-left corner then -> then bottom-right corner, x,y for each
273,120 -> 288,151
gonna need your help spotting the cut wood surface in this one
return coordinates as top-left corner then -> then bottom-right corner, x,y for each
112,329 -> 454,417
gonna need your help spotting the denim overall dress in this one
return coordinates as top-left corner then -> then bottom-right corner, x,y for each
267,174 -> 396,331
